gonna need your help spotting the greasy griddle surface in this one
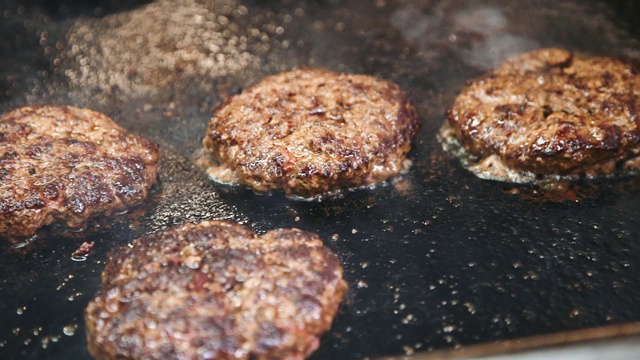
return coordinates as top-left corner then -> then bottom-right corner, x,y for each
1,0 -> 640,359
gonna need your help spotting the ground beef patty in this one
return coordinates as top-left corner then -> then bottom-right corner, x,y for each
85,221 -> 348,360
0,105 -> 159,237
444,48 -> 640,182
203,68 -> 419,198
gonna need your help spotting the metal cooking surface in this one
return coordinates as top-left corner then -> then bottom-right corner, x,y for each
1,0 -> 640,359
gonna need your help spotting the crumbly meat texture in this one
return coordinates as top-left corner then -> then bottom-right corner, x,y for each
0,105 -> 159,237
446,48 -> 640,180
203,68 -> 419,198
85,221 -> 348,360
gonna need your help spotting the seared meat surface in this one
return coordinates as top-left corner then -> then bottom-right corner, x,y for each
85,220 -> 348,360
0,105 -> 159,237
445,48 -> 640,182
203,68 -> 419,198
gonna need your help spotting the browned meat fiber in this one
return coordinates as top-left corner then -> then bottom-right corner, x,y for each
203,68 -> 419,198
445,48 -> 640,182
0,105 -> 159,237
85,220 -> 348,360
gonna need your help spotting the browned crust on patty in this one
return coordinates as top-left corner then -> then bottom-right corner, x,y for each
0,105 -> 159,237
446,48 -> 640,180
203,68 -> 419,198
85,220 -> 348,360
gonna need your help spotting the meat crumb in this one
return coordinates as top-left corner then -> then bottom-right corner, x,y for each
72,242 -> 95,257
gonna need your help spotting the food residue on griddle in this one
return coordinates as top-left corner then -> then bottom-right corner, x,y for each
71,241 -> 95,258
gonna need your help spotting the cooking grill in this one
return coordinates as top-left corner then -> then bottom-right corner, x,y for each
1,0 -> 639,359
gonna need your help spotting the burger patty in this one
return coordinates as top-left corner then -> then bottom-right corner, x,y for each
203,68 -> 419,198
444,48 -> 640,182
0,105 -> 159,237
85,220 -> 348,360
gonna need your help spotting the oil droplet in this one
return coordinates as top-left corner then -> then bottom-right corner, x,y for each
402,345 -> 415,355
16,306 -> 26,315
444,335 -> 454,343
443,325 -> 456,333
63,325 -> 77,336
570,309 -> 580,318
464,302 -> 476,314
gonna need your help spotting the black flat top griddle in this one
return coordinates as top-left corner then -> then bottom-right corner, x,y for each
1,0 -> 640,359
